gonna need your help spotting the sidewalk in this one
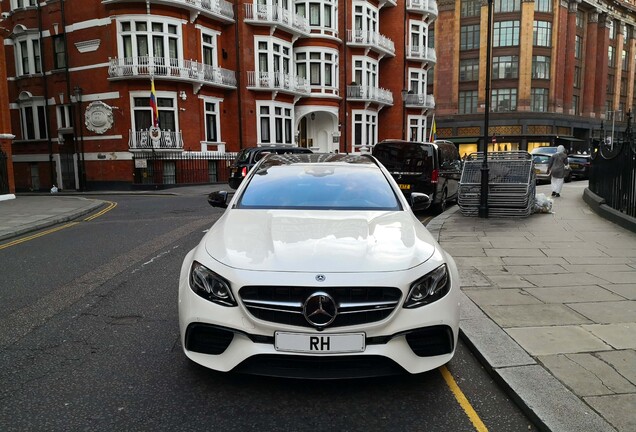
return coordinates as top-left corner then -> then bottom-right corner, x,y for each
428,181 -> 635,432
1,182 -> 634,431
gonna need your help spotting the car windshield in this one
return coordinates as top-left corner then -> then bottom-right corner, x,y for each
237,163 -> 401,210
533,155 -> 550,164
373,142 -> 435,173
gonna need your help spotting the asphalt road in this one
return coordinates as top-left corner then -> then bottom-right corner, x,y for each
0,194 -> 537,431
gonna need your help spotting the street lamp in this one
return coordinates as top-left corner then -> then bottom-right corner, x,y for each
479,0 -> 494,219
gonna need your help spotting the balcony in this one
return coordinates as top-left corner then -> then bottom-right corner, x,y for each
244,3 -> 310,39
347,85 -> 393,107
406,0 -> 438,21
403,93 -> 435,110
379,0 -> 398,8
101,0 -> 234,24
129,129 -> 184,151
347,29 -> 395,59
406,45 -> 437,65
108,57 -> 237,91
247,71 -> 310,98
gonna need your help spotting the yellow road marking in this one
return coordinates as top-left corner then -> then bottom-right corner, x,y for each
0,200 -> 117,250
440,365 -> 489,432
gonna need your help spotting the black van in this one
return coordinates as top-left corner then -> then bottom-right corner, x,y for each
372,140 -> 462,212
228,146 -> 313,189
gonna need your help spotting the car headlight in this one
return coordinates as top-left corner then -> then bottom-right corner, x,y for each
189,261 -> 237,307
404,264 -> 450,309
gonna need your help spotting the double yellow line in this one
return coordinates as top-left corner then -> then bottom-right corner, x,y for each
440,365 -> 489,431
0,200 -> 117,250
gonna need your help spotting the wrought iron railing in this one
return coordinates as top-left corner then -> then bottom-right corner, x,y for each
132,152 -> 236,186
347,85 -> 393,105
102,0 -> 234,22
128,129 -> 184,151
108,57 -> 237,88
346,29 -> 395,56
246,71 -> 310,94
244,3 -> 309,34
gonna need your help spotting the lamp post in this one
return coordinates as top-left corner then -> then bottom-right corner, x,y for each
73,85 -> 87,190
479,0 -> 494,218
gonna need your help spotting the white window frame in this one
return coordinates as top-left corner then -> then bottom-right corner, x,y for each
199,27 -> 220,68
408,115 -> 427,142
352,56 -> 378,87
255,36 -> 292,81
56,105 -> 74,130
408,68 -> 428,94
18,95 -> 48,141
256,101 -> 294,146
352,110 -> 377,152
129,90 -> 179,132
10,0 -> 37,10
353,2 -> 378,35
409,20 -> 429,54
14,31 -> 42,76
294,47 -> 338,92
116,16 -> 183,66
295,0 -> 338,36
202,97 -> 222,144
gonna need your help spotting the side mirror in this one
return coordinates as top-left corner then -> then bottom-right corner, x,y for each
410,192 -> 431,211
208,191 -> 229,208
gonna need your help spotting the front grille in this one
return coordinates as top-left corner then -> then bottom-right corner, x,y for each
239,286 -> 402,329
232,354 -> 406,379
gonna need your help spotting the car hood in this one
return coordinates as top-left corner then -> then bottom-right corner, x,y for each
204,210 -> 436,272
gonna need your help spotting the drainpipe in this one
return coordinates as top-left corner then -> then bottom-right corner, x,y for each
37,2 -> 54,188
342,1 -> 348,153
234,4 -> 244,150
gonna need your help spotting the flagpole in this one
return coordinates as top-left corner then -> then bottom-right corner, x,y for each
429,114 -> 435,142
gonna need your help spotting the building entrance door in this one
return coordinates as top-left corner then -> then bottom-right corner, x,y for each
60,134 -> 77,190
0,149 -> 9,194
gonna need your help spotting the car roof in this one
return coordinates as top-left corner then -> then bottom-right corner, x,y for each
258,153 -> 378,168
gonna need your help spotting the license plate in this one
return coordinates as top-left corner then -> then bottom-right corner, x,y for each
570,164 -> 580,169
534,169 -> 541,174
275,332 -> 365,354
399,184 -> 411,190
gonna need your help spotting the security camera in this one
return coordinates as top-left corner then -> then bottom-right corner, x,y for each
1,12 -> 10,19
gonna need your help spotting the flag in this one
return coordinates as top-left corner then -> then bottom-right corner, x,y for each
150,78 -> 159,128
428,116 -> 437,142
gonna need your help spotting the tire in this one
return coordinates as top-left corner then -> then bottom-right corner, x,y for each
434,190 -> 448,214
564,172 -> 572,183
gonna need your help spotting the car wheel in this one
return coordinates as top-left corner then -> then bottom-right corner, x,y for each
565,172 -> 572,183
434,190 -> 448,214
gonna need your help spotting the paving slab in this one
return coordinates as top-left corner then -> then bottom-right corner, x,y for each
583,323 -> 636,350
584,394 -> 636,432
502,256 -> 569,265
485,274 -> 535,288
563,256 -> 636,265
541,247 -> 610,257
591,271 -> 636,284
506,326 -> 612,356
454,256 -> 505,267
497,365 -> 615,432
482,304 -> 592,327
601,283 -> 636,300
524,286 -> 624,304
538,353 -> 636,396
441,246 -> 486,257
569,301 -> 636,324
595,349 -> 636,385
458,268 -> 492,287
523,272 -> 609,287
464,288 -> 543,306
485,248 -> 548,257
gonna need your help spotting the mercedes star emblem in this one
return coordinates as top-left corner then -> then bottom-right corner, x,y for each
303,291 -> 337,328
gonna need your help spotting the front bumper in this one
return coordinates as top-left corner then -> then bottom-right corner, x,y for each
178,251 -> 461,378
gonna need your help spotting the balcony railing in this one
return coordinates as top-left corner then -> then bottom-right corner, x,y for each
404,93 -> 435,109
129,129 -> 184,151
347,29 -> 395,58
108,57 -> 237,88
247,71 -> 310,95
406,45 -> 437,64
347,85 -> 393,106
244,3 -> 309,36
406,0 -> 438,20
101,0 -> 234,23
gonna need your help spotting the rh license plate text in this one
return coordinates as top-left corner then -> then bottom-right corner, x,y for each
275,332 -> 365,354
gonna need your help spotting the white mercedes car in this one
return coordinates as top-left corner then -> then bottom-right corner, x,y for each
178,153 -> 460,378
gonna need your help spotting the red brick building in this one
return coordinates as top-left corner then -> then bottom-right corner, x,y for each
2,1 -> 634,191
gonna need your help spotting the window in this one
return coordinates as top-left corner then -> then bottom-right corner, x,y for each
352,56 -> 378,87
492,56 -> 518,79
118,18 -> 182,70
492,88 -> 517,112
295,48 -> 338,91
53,35 -> 66,69
494,21 -> 520,47
204,100 -> 219,142
532,56 -> 550,79
574,66 -> 581,88
461,0 -> 481,17
409,20 -> 430,56
459,90 -> 478,114
460,25 -> 480,50
495,0 -> 520,13
18,96 -> 47,140
408,68 -> 428,94
132,94 -> 176,131
408,116 -> 427,142
575,35 -> 582,59
622,50 -> 628,71
535,0 -> 552,12
608,46 -> 616,68
56,105 -> 74,129
201,31 -> 218,68
606,75 -> 614,95
608,19 -> 616,40
530,88 -> 548,112
576,11 -> 584,28
352,110 -> 377,152
10,0 -> 37,9
353,3 -> 378,36
14,33 -> 42,76
533,21 -> 551,47
295,0 -> 336,33
459,58 -> 479,81
572,95 -> 580,115
256,37 -> 292,86
257,102 -> 293,145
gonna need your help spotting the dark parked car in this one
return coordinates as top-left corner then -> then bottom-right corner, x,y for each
372,139 -> 462,213
228,146 -> 313,189
567,154 -> 591,179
